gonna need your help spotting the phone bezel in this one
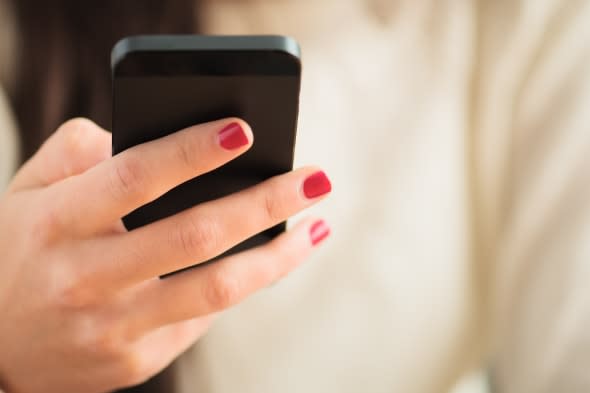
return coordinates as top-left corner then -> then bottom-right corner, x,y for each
112,35 -> 301,77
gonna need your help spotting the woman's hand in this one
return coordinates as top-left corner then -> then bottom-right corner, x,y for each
0,118 -> 331,393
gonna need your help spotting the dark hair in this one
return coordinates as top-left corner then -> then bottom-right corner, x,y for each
9,0 -> 199,161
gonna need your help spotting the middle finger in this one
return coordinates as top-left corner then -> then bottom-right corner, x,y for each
74,167 -> 332,291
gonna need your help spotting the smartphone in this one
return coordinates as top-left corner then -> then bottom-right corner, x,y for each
111,35 -> 301,270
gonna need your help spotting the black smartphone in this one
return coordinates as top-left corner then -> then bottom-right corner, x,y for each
111,35 -> 301,270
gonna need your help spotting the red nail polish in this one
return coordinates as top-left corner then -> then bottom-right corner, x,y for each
303,171 -> 332,199
219,122 -> 249,150
310,220 -> 330,246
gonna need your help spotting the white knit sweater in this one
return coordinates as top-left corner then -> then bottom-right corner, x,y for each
1,1 -> 590,393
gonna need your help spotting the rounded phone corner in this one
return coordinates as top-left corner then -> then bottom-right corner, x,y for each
111,36 -> 142,74
267,35 -> 301,60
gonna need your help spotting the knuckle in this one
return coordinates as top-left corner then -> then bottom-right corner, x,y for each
30,204 -> 63,247
71,317 -> 126,359
118,350 -> 159,388
174,133 -> 201,172
175,214 -> 220,260
51,264 -> 98,310
204,269 -> 242,310
57,118 -> 109,174
92,329 -> 126,359
57,118 -> 98,154
58,118 -> 96,139
262,189 -> 286,223
109,155 -> 147,202
54,275 -> 96,310
59,123 -> 84,154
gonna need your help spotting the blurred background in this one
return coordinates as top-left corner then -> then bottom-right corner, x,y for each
1,1 -> 590,393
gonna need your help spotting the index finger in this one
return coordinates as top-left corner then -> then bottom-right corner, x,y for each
50,118 -> 252,236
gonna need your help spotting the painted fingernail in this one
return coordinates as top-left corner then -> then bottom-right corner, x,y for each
303,171 -> 332,199
310,220 -> 331,246
219,122 -> 249,150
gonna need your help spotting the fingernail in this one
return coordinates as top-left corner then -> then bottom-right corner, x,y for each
310,220 -> 331,246
219,122 -> 249,150
303,171 -> 332,199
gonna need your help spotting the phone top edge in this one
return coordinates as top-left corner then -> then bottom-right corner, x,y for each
111,35 -> 301,70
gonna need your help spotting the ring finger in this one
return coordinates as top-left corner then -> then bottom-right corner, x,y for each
121,217 -> 330,337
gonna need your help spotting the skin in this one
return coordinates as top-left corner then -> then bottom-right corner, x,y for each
0,117 -> 331,393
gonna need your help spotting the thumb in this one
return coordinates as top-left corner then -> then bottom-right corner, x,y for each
9,118 -> 111,192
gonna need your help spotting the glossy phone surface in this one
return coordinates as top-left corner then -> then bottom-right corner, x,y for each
112,35 -> 301,269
